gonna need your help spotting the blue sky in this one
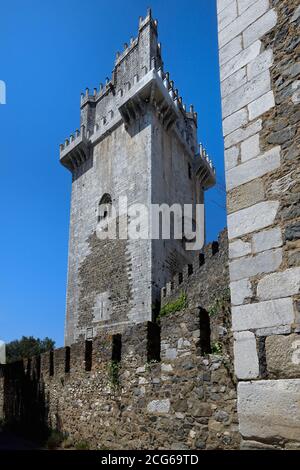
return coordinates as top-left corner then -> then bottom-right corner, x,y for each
0,0 -> 225,347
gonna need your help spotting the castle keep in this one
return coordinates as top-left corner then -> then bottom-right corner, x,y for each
60,9 -> 215,346
0,2 -> 299,450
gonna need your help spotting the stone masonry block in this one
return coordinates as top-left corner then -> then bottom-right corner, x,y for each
226,145 -> 281,190
220,40 -> 261,82
218,0 -> 269,48
238,379 -> 300,442
229,248 -> 282,281
229,239 -> 251,259
252,227 -> 282,254
147,399 -> 170,414
241,133 -> 260,162
225,118 -> 262,149
248,90 -> 275,120
223,108 -> 248,137
234,331 -> 259,379
225,146 -> 239,170
237,0 -> 259,15
217,0 -> 234,14
218,1 -> 238,32
222,70 -> 271,118
219,35 -> 243,67
221,68 -> 248,99
232,297 -> 294,331
228,199 -> 279,239
247,49 -> 273,80
227,178 -> 265,214
266,334 -> 300,379
257,267 -> 300,301
231,278 -> 252,305
243,9 -> 277,48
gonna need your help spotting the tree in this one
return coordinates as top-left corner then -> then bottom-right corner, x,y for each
6,336 -> 55,363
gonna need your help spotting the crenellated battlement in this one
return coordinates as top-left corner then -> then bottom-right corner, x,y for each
59,9 -> 216,184
0,301 -> 239,449
161,229 -> 229,311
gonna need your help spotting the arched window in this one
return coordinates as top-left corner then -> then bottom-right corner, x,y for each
98,193 -> 112,223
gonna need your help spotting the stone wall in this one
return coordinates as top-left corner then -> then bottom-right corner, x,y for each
0,304 -> 240,450
217,0 -> 300,448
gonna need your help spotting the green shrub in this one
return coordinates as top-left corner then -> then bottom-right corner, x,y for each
75,440 -> 90,450
46,430 -> 66,450
211,341 -> 223,355
208,288 -> 231,317
157,292 -> 187,322
107,360 -> 120,388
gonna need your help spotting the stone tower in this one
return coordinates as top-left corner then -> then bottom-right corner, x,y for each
60,9 -> 216,346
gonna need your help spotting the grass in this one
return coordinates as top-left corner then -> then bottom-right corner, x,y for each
157,292 -> 187,322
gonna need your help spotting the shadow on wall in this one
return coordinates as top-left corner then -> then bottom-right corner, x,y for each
1,357 -> 49,443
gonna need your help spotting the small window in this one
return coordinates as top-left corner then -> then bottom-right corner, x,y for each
85,340 -> 93,372
212,241 -> 219,255
65,347 -> 70,373
49,351 -> 54,377
188,264 -> 193,276
199,308 -> 211,355
98,193 -> 112,223
199,253 -> 205,267
178,272 -> 183,285
188,163 -> 192,179
112,335 -> 122,363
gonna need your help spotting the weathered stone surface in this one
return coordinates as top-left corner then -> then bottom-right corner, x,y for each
217,0 -> 234,14
218,1 -> 238,32
247,49 -> 273,80
222,70 -> 271,118
219,35 -> 243,67
1,302 -> 240,450
230,279 -> 252,305
228,201 -> 279,239
0,341 -> 5,365
285,223 -> 300,241
220,40 -> 261,82
238,380 -> 300,442
267,127 -> 295,145
234,331 -> 259,379
229,239 -> 251,259
257,267 -> 300,300
237,0 -> 259,16
218,0 -> 269,48
243,9 -> 277,48
240,440 -> 278,450
248,90 -> 275,120
252,227 -> 282,253
225,119 -> 262,148
223,108 -> 248,137
147,399 -> 170,414
266,334 -> 300,379
227,178 -> 265,214
255,324 -> 291,337
221,68 -> 247,99
226,146 -> 281,190
240,133 -> 260,162
225,146 -> 239,170
229,248 -> 282,281
290,4 -> 300,22
232,297 -> 294,331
